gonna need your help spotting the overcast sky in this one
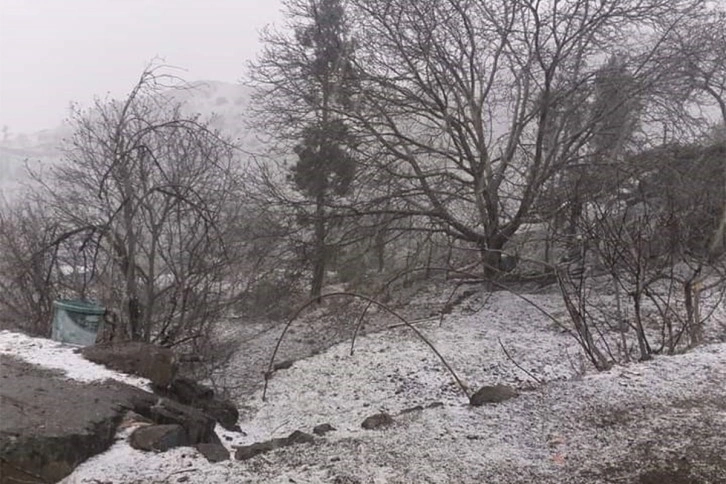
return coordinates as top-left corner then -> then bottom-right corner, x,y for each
0,0 -> 283,134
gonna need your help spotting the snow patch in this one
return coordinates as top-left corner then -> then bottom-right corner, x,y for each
0,330 -> 151,390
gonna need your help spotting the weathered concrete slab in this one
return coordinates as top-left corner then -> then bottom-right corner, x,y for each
0,355 -> 123,483
0,354 -> 217,484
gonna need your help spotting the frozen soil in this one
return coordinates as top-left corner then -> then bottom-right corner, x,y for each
2,282 -> 725,483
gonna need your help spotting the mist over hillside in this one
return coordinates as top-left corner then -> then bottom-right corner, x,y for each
0,80 -> 257,201
0,131 -> 67,200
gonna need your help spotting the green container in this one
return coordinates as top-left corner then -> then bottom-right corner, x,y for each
51,299 -> 106,346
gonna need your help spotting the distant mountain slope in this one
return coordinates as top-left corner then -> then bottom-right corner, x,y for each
0,80 -> 258,201
172,80 -> 265,154
0,138 -> 65,200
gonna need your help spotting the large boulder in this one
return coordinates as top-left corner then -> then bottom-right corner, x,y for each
81,341 -> 177,388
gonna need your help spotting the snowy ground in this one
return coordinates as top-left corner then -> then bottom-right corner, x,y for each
2,287 -> 725,483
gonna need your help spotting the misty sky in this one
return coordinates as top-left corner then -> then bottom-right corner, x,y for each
0,0 -> 283,134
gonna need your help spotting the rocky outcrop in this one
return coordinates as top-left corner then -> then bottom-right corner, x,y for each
469,384 -> 518,406
81,343 -> 239,430
123,390 -> 217,445
81,341 -> 177,388
162,376 -> 214,402
201,398 -> 240,430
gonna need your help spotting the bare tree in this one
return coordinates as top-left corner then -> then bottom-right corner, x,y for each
341,0 -> 715,275
555,137 -> 726,366
35,66 -> 241,345
0,200 -> 59,335
666,6 -> 726,255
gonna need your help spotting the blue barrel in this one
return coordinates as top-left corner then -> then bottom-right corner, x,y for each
51,300 -> 106,346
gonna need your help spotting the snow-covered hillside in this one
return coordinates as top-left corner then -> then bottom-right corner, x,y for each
2,286 -> 724,483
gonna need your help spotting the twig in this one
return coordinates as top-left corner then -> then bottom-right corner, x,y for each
388,317 -> 438,330
166,468 -> 198,478
498,337 -> 543,385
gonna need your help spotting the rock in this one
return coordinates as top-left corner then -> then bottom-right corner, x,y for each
313,423 -> 336,436
199,398 -> 239,431
234,440 -> 279,461
81,341 -> 177,388
287,430 -> 315,444
155,377 -> 240,431
361,412 -> 394,430
165,376 -> 213,403
124,390 -> 217,445
118,410 -> 153,430
205,428 -> 225,447
130,424 -> 188,452
0,354 -> 217,483
195,442 -> 230,462
399,405 -> 424,415
469,385 -> 518,406
273,359 -> 294,371
234,430 -> 315,461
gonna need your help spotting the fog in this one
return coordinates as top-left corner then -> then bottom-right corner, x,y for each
0,0 -> 283,134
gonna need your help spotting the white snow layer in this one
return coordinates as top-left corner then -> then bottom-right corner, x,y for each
2,289 -> 725,483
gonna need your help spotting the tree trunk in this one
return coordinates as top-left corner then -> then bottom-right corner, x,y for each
632,291 -> 651,361
480,235 -> 505,278
684,279 -> 703,347
566,185 -> 584,263
374,220 -> 386,273
120,160 -> 142,341
310,192 -> 327,302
